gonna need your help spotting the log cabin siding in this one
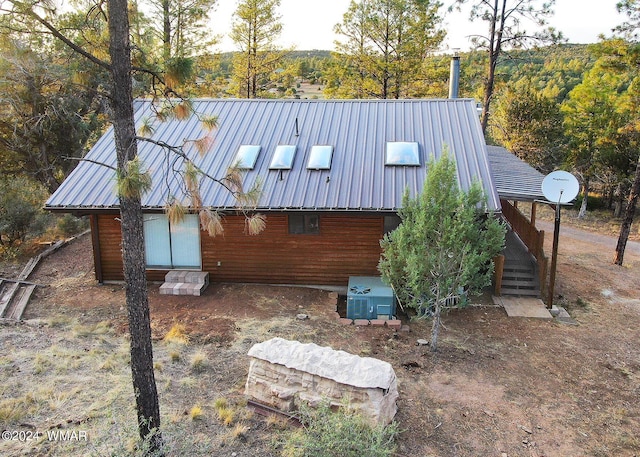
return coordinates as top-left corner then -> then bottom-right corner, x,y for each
94,214 -> 168,282
95,214 -> 124,281
202,214 -> 384,285
94,213 -> 385,285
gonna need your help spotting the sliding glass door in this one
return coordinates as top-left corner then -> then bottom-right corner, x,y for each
143,214 -> 201,269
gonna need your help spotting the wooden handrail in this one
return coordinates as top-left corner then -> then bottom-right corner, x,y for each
500,199 -> 546,263
500,199 -> 549,296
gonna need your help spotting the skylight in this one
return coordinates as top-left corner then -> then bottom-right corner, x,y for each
270,145 -> 297,169
307,145 -> 333,170
233,145 -> 261,169
385,142 -> 420,166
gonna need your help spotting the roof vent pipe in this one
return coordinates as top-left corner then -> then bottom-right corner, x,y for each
448,51 -> 460,99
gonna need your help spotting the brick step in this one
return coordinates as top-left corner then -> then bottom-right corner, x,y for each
164,270 -> 209,284
160,270 -> 209,296
159,282 -> 208,296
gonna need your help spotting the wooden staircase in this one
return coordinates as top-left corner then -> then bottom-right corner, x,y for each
500,231 -> 540,297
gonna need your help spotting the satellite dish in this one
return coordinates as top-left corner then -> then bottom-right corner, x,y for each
542,171 -> 580,204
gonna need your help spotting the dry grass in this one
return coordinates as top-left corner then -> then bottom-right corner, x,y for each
189,348 -> 208,372
189,404 -> 203,421
163,323 -> 190,344
0,316 -> 259,456
216,406 -> 235,426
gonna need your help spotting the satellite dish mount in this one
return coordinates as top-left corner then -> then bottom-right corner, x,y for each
541,171 -> 580,309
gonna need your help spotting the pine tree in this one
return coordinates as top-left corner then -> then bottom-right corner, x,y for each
330,0 -> 444,99
379,152 -> 505,352
230,0 -> 286,98
451,0 -> 559,133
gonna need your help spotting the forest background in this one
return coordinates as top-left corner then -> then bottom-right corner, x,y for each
0,0 -> 638,256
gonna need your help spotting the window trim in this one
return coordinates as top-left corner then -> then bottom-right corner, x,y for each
307,145 -> 334,170
288,213 -> 320,235
270,144 -> 297,170
385,141 -> 420,166
233,145 -> 261,170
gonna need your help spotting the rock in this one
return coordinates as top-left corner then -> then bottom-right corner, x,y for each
245,338 -> 398,426
416,339 -> 430,346
296,313 -> 309,320
520,425 -> 533,434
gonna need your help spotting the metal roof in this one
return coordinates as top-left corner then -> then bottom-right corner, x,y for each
46,98 -> 501,212
486,145 -> 546,202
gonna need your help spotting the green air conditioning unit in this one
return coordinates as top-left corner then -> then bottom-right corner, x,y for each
347,276 -> 396,320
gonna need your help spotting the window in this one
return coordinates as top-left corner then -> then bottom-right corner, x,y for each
143,214 -> 201,268
383,215 -> 401,234
385,142 -> 420,166
307,145 -> 333,170
270,145 -> 297,169
233,145 -> 261,169
288,214 -> 320,234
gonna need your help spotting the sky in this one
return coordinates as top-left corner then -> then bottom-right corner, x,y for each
211,0 -> 628,52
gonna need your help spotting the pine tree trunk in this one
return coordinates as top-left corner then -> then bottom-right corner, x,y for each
430,301 -> 441,352
614,155 -> 640,265
107,1 -> 163,453
578,178 -> 589,219
162,0 -> 171,62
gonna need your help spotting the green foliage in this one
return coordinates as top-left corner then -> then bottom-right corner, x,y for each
145,0 -> 219,61
328,0 -> 445,99
379,152 -> 505,351
165,57 -> 195,89
561,48 -> 634,215
0,38 -> 106,193
490,83 -> 566,173
56,214 -> 89,237
281,402 -> 398,457
116,157 -> 153,200
0,176 -> 50,248
573,194 -> 608,211
230,0 -> 287,98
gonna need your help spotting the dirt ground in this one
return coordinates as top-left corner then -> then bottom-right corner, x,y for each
2,211 -> 639,457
